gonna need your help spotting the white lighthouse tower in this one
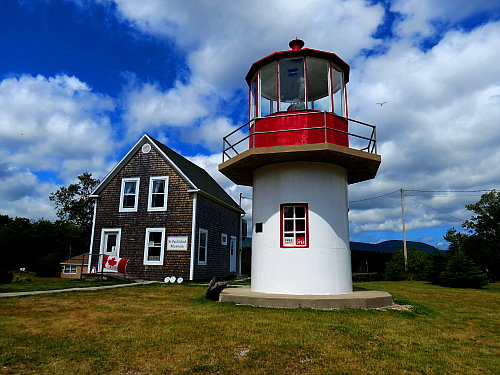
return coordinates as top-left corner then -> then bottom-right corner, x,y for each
219,40 -> 383,301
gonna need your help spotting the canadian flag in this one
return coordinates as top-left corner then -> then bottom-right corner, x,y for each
102,254 -> 128,273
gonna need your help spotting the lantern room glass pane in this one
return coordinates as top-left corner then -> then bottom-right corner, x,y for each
250,76 -> 257,120
332,65 -> 345,116
259,62 -> 277,116
306,58 -> 330,111
279,58 -> 305,111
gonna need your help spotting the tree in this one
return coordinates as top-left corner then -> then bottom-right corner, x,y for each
439,250 -> 488,288
49,172 -> 100,233
463,190 -> 500,248
383,247 -> 432,281
445,190 -> 500,281
0,215 -> 87,273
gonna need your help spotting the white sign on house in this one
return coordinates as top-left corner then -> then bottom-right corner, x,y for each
167,236 -> 188,251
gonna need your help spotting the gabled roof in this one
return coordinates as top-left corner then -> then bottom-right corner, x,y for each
60,253 -> 89,265
92,134 -> 243,213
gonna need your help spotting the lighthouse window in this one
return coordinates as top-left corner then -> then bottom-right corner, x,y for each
306,58 -> 330,111
279,58 -> 305,111
332,66 -> 345,116
259,62 -> 277,116
250,76 -> 257,120
281,203 -> 308,248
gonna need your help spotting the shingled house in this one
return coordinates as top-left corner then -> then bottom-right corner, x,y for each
88,134 -> 244,281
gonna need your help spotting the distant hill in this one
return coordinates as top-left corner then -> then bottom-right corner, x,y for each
243,238 -> 438,254
350,240 -> 438,254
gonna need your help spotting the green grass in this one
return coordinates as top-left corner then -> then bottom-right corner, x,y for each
0,281 -> 498,374
0,277 -> 131,293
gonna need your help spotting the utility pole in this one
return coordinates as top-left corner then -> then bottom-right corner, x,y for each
400,188 -> 408,271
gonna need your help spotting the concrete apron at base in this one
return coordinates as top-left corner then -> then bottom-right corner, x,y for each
219,286 -> 393,310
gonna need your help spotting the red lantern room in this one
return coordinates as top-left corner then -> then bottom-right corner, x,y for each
247,39 -> 350,148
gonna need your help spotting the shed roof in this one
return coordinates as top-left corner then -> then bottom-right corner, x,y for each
60,253 -> 89,265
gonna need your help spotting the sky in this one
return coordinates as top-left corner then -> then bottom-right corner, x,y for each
1,0 -> 499,248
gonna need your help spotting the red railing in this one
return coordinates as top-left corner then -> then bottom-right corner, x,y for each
222,111 -> 377,163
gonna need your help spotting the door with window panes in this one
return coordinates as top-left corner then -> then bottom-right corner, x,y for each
229,236 -> 237,272
102,230 -> 120,272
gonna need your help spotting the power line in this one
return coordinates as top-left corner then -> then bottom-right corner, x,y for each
405,189 -> 494,193
349,188 -> 495,204
348,190 -> 399,204
410,198 -> 463,222
406,193 -> 486,197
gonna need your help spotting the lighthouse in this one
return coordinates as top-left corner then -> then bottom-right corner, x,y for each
219,40 -> 382,298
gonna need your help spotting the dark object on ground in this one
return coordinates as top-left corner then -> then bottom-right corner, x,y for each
0,271 -> 13,284
205,276 -> 227,301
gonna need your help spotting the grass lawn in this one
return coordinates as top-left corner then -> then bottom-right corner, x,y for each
0,281 -> 498,375
0,277 -> 131,293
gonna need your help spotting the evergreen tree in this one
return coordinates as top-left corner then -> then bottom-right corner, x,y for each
439,251 -> 488,288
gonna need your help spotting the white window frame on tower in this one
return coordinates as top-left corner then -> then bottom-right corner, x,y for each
280,203 -> 309,248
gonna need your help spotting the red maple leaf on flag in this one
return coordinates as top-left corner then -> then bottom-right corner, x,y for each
108,257 -> 117,267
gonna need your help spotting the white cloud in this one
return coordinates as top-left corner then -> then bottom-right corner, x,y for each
0,74 -> 116,219
390,0 -> 500,39
0,165 -> 58,220
187,152 -> 252,216
346,21 -> 500,239
113,0 -> 385,149
19,0 -> 495,244
180,117 -> 237,153
110,0 -> 500,241
123,79 -> 210,133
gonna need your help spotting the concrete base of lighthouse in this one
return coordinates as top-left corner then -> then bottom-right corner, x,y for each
220,287 -> 393,310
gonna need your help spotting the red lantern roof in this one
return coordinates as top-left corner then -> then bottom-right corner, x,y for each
245,39 -> 350,84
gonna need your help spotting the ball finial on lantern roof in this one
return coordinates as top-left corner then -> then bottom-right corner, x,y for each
289,38 -> 305,50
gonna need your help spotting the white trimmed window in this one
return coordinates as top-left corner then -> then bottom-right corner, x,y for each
144,228 -> 165,265
63,265 -> 77,274
119,177 -> 140,212
221,233 -> 227,245
198,228 -> 208,265
281,203 -> 309,248
148,176 -> 169,211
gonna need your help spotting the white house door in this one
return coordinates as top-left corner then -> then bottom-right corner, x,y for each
101,230 -> 120,272
229,236 -> 237,273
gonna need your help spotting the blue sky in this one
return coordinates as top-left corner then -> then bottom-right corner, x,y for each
1,0 -> 500,248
